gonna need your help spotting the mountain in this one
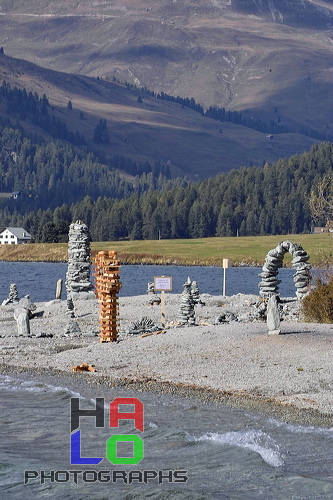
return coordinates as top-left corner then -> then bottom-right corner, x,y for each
0,0 -> 332,141
0,51 -> 320,179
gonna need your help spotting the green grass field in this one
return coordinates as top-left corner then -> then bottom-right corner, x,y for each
0,234 -> 332,267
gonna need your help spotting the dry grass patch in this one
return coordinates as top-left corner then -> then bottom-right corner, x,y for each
302,273 -> 333,323
0,233 -> 332,267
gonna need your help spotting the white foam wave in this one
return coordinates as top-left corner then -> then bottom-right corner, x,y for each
191,430 -> 284,467
0,374 -> 83,399
267,417 -> 333,436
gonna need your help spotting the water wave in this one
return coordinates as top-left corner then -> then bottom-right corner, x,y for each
0,374 -> 82,398
267,417 -> 333,436
190,429 -> 284,467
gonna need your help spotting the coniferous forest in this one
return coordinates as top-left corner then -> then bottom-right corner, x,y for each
0,80 -> 332,242
0,102 -> 332,243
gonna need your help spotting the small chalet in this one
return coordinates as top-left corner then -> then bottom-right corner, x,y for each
0,227 -> 32,244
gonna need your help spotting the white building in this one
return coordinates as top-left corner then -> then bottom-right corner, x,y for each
0,227 -> 32,244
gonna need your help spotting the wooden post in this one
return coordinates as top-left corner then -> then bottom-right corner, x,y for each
93,251 -> 122,343
161,290 -> 165,328
154,276 -> 172,328
222,259 -> 229,296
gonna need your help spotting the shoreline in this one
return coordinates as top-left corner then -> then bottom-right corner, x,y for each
1,294 -> 332,429
1,364 -> 332,429
0,259 -> 307,267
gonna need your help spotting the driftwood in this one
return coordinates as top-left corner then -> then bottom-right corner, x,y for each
70,363 -> 96,372
140,330 -> 166,338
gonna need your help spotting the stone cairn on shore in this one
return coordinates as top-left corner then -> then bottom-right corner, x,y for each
177,277 -> 196,325
258,240 -> 311,300
147,282 -> 161,305
2,284 -> 19,305
14,296 -> 36,336
93,250 -> 122,342
191,280 -> 205,305
65,220 -> 95,301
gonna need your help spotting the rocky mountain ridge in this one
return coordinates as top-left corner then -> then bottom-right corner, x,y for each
0,1 -> 331,134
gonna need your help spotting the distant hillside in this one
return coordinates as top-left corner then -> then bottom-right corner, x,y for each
0,0 -> 332,140
0,51 -> 320,179
0,141 -> 331,242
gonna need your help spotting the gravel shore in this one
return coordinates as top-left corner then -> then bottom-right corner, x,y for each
1,294 -> 332,427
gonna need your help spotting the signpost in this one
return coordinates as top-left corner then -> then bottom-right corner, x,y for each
154,276 -> 172,328
222,259 -> 229,296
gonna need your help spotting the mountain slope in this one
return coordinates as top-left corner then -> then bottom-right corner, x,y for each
0,0 -> 332,138
0,52 -> 319,179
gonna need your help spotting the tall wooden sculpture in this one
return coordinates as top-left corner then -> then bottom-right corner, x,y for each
93,251 -> 122,342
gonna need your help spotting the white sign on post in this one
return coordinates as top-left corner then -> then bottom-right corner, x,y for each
222,259 -> 229,296
154,276 -> 172,291
154,276 -> 172,328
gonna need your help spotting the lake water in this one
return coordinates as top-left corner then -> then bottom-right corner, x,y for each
0,262 -> 301,303
0,373 -> 332,499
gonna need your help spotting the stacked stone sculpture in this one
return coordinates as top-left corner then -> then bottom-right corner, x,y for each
65,296 -> 76,318
147,282 -> 161,305
64,321 -> 82,336
2,284 -> 19,305
191,280 -> 200,304
13,296 -> 36,336
93,250 -> 122,342
65,220 -> 94,300
259,240 -> 311,299
191,280 -> 205,305
177,277 -> 196,325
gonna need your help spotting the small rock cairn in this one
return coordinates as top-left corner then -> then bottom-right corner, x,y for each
93,250 -> 122,342
14,296 -> 36,336
177,277 -> 196,325
191,280 -> 205,305
2,284 -> 19,305
65,220 -> 94,300
259,240 -> 311,299
147,282 -> 161,305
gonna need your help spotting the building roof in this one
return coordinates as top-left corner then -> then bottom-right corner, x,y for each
2,227 -> 32,239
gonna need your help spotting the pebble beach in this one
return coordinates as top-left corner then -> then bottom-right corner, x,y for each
1,293 -> 332,428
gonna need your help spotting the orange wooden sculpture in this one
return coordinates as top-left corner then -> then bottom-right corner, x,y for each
93,250 -> 122,342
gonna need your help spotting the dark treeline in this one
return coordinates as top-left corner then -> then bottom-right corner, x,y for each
120,80 -> 332,141
0,141 -> 332,242
0,81 -> 172,181
0,122 -> 177,210
0,81 -> 87,146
